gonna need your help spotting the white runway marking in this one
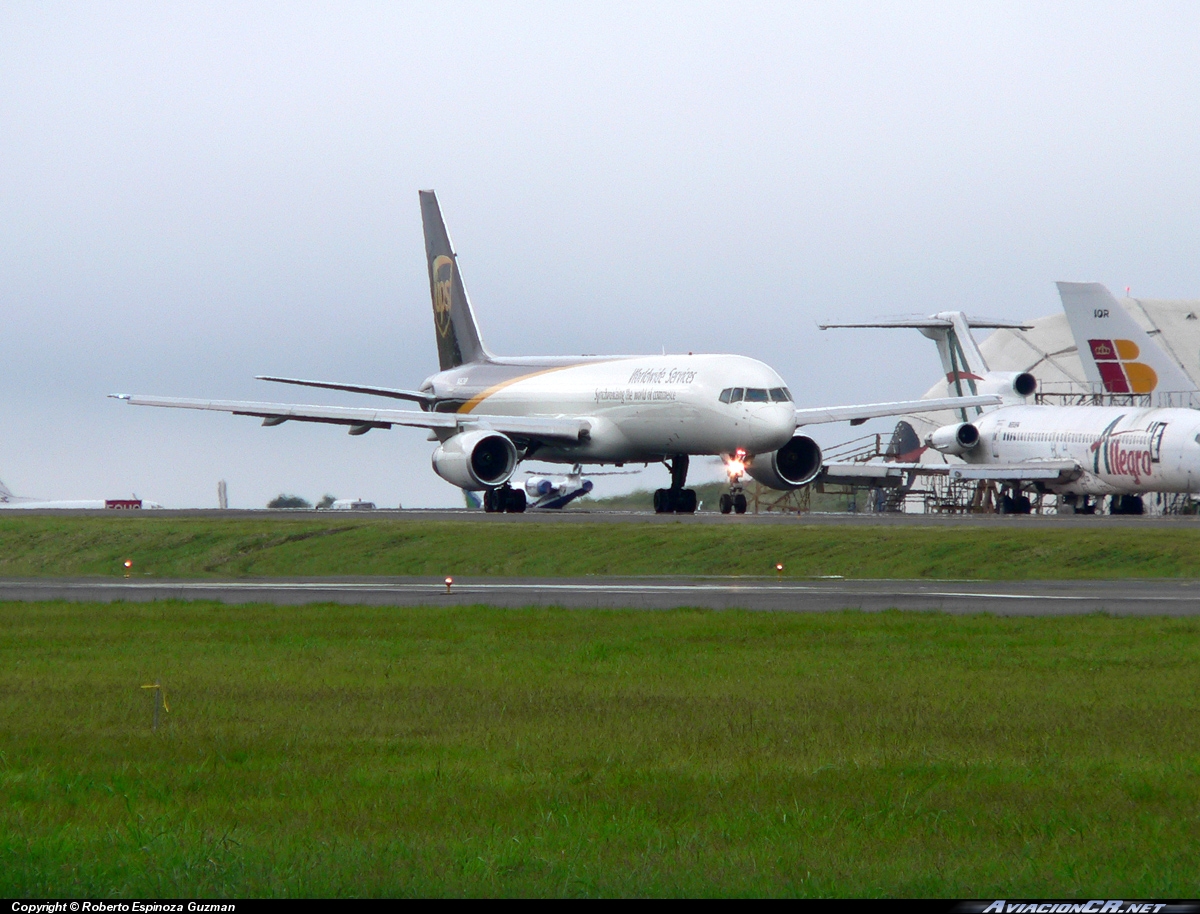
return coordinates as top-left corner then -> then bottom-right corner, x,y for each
39,581 -> 1198,602
3,577 -> 1198,614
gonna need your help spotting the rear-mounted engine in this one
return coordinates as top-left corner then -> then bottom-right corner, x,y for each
926,422 -> 980,455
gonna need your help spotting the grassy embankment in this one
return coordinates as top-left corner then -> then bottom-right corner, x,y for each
2,601 -> 1198,896
0,514 -> 1199,579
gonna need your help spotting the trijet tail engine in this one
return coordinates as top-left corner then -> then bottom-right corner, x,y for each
431,429 -> 518,490
746,435 -> 823,490
925,422 -> 980,456
977,371 -> 1037,401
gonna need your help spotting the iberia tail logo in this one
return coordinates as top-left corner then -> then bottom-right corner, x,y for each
1087,339 -> 1158,393
432,255 -> 454,338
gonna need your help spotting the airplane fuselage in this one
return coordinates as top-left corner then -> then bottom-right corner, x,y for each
963,404 -> 1200,495
420,353 -> 798,463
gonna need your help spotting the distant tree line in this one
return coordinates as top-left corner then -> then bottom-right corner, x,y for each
267,493 -> 337,509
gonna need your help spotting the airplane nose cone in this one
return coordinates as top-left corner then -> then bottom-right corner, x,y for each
750,404 -> 796,452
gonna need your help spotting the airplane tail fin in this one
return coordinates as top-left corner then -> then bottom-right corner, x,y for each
821,312 -> 1033,421
1056,282 -> 1197,395
419,190 -> 491,371
926,312 -> 992,397
0,479 -> 13,503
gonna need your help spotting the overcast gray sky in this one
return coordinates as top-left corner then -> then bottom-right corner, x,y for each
3,2 -> 1199,507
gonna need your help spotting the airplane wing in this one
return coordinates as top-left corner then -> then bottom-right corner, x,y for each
795,394 -> 1002,427
255,376 -> 436,404
109,395 -> 591,442
819,459 -> 1081,487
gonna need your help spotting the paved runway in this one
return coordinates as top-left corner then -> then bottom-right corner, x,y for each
3,576 -> 1199,615
9,507 -> 1200,529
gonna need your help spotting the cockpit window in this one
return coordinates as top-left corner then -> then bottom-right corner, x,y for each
719,388 -> 732,404
744,388 -> 769,402
729,388 -> 744,403
769,387 -> 792,403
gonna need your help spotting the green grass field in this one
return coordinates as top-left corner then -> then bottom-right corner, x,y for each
2,600 -> 1199,897
2,514 -> 1200,579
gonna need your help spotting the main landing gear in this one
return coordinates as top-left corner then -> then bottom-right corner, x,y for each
1110,495 -> 1145,515
998,490 -> 1032,514
1057,494 -> 1095,515
719,449 -> 748,514
654,454 -> 698,514
1059,493 -> 1144,515
483,484 -> 526,513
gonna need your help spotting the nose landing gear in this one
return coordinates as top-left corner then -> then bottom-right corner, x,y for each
654,454 -> 698,514
719,449 -> 749,514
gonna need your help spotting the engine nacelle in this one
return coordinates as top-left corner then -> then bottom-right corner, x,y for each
431,430 -> 518,490
985,370 -> 1037,398
926,422 -> 980,455
745,435 -> 823,490
525,477 -> 556,497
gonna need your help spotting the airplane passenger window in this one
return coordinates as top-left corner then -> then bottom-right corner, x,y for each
745,388 -> 769,402
719,388 -> 732,404
769,387 -> 790,402
729,388 -> 744,403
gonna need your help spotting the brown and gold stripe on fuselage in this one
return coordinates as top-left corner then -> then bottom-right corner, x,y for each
425,358 -> 617,415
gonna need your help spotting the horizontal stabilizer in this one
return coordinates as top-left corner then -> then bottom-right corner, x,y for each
819,316 -> 1032,331
795,394 -> 1001,427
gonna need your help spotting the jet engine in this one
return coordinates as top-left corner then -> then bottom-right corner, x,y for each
746,435 -> 823,490
526,477 -> 556,497
431,430 -> 519,490
983,371 -> 1037,398
926,422 -> 980,455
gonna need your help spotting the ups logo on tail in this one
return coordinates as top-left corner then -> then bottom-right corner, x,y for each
1088,338 -> 1158,394
432,255 -> 454,338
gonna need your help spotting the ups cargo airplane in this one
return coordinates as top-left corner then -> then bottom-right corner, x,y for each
113,191 -> 998,513
821,283 -> 1200,514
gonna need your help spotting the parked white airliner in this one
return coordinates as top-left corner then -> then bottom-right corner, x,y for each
822,283 -> 1200,514
112,191 -> 997,513
0,478 -> 159,510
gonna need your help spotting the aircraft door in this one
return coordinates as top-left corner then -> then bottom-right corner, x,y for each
991,426 -> 1001,458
